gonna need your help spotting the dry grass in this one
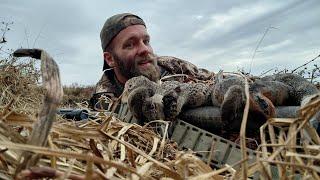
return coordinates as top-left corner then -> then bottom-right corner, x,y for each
62,84 -> 95,108
0,51 -> 319,179
0,56 -> 43,114
0,51 -> 223,179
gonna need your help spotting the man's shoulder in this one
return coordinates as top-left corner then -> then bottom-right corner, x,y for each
157,56 -> 197,68
95,71 -> 120,96
157,56 -> 214,81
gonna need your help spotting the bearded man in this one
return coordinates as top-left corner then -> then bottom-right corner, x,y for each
91,13 -> 319,136
93,13 -> 213,101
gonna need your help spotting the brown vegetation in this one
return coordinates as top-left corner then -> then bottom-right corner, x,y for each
62,84 -> 95,107
0,22 -> 319,179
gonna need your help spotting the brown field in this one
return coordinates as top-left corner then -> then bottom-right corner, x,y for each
0,52 -> 319,179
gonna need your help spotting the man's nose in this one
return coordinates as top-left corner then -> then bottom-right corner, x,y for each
137,41 -> 152,56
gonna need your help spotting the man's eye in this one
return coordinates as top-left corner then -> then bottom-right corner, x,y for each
124,42 -> 134,49
144,39 -> 150,45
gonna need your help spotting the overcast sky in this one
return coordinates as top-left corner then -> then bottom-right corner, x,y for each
1,0 -> 319,85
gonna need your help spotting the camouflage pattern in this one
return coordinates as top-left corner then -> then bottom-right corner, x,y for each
157,56 -> 214,80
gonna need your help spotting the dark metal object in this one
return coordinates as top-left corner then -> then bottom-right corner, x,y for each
179,106 -> 222,133
57,109 -> 89,121
179,106 -> 300,133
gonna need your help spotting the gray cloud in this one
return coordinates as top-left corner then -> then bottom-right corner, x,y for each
1,0 -> 319,85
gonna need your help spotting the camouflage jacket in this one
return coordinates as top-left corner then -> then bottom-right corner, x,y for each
94,56 -> 215,99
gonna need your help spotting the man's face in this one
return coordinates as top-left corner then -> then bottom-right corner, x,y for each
106,25 -> 160,82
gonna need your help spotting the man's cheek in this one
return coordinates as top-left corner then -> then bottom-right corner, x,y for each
126,58 -> 136,70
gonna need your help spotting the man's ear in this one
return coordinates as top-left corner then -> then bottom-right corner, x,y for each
103,52 -> 116,68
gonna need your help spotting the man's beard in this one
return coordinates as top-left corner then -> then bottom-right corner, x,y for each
112,53 -> 160,82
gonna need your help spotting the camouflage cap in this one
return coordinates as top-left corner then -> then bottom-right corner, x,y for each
100,13 -> 146,70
